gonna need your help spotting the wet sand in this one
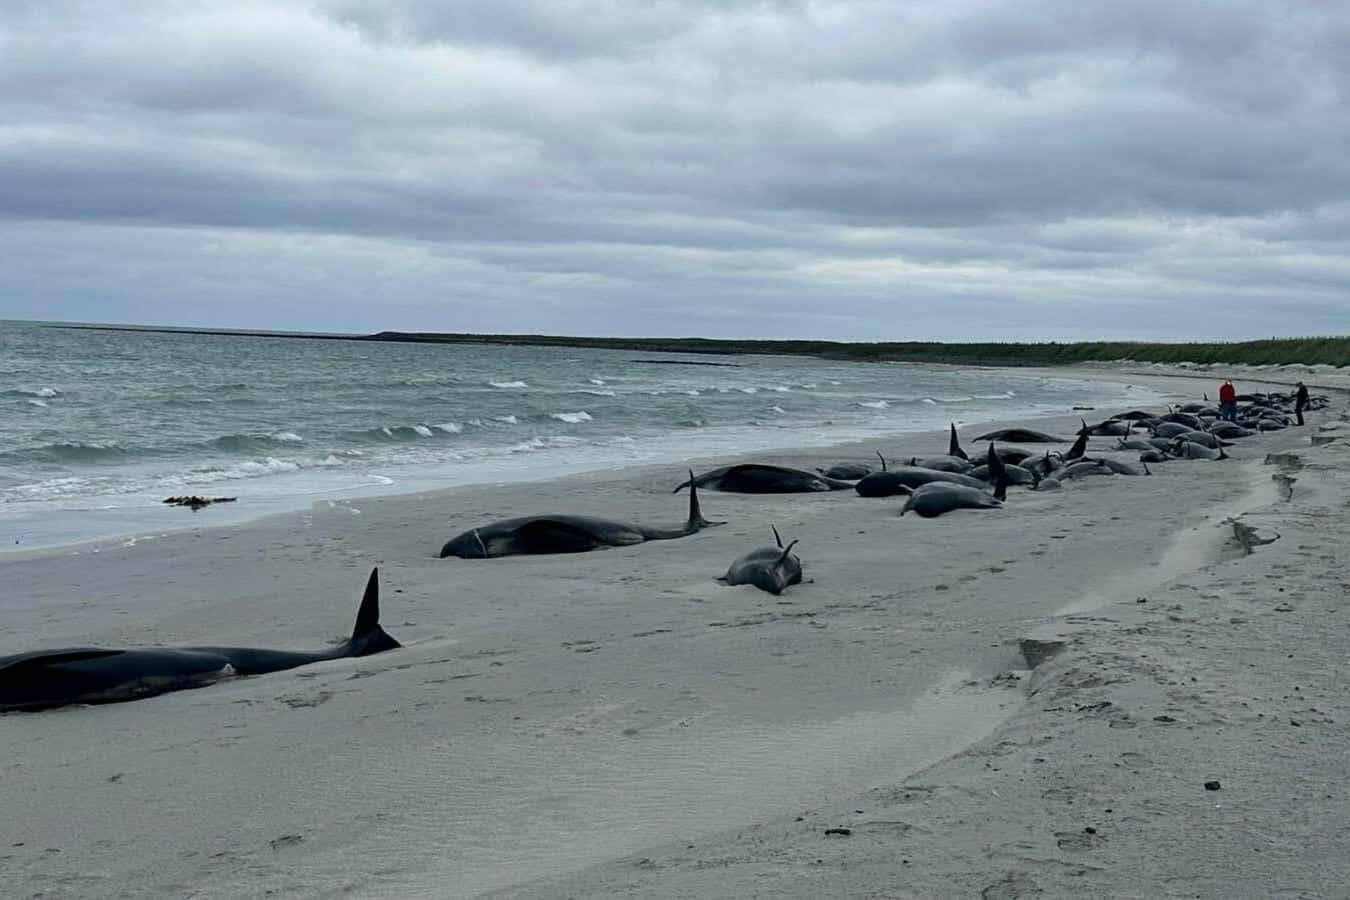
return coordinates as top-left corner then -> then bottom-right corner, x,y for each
1,366 -> 1345,898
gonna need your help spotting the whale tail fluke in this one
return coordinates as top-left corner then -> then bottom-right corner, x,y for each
771,524 -> 783,548
351,567 -> 401,655
778,539 -> 800,564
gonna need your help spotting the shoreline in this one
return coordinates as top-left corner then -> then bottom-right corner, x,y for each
1,366 -> 1161,557
0,365 -> 1337,898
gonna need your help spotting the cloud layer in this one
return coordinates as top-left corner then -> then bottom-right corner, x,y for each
2,1 -> 1348,339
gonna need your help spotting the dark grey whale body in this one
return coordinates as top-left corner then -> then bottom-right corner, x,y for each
675,464 -> 854,493
440,475 -> 719,558
900,483 -> 1003,518
855,459 -> 987,497
719,526 -> 803,595
970,428 -> 1067,443
0,569 -> 398,713
819,463 -> 872,480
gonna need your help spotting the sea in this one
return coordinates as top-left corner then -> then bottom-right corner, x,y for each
0,321 -> 1161,550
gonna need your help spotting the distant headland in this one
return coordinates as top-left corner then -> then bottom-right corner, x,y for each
38,321 -> 1350,368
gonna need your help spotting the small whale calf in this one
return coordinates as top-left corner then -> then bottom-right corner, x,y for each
718,526 -> 803,595
0,568 -> 399,713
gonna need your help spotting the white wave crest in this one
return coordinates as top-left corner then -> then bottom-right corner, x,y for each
857,400 -> 890,409
433,422 -> 463,433
575,389 -> 617,396
271,431 -> 304,443
974,391 -> 1016,399
769,405 -> 787,414
494,415 -> 518,425
551,411 -> 593,424
488,380 -> 527,388
589,378 -> 606,385
412,424 -> 434,437
26,398 -> 48,407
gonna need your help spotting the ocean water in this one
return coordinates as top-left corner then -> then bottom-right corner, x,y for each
0,321 -> 1159,549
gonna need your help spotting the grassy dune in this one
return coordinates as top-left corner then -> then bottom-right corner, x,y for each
368,332 -> 1350,368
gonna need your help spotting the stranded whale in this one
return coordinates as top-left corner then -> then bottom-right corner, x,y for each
441,472 -> 721,558
675,464 -> 854,493
718,526 -> 803,595
0,568 -> 398,713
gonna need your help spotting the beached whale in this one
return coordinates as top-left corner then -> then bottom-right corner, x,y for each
907,455 -> 973,473
441,473 -> 721,558
0,568 -> 398,713
900,482 -> 1003,518
718,526 -> 803,595
969,428 -> 1067,443
855,453 -> 988,497
818,462 -> 872,480
675,464 -> 854,493
1171,441 -> 1229,460
1083,419 -> 1132,437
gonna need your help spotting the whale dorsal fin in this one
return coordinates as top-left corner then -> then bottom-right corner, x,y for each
778,539 -> 799,564
948,423 -> 968,460
875,450 -> 887,472
771,524 -> 783,548
352,567 -> 381,639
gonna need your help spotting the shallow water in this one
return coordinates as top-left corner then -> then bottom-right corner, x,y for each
1,321 -> 1159,549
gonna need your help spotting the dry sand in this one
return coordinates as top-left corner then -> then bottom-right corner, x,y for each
2,366 -> 1347,898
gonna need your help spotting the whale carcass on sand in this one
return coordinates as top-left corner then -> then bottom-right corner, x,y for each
441,472 -> 721,558
718,526 -> 803,595
970,427 -> 1068,443
675,464 -> 854,493
0,568 -> 399,712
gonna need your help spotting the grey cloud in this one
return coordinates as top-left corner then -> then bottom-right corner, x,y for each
1,0 -> 1348,340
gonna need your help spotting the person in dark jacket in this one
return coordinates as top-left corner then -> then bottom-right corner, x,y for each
1295,381 -> 1310,426
1218,380 -> 1237,422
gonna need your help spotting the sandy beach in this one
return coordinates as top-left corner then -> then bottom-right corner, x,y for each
3,364 -> 1348,898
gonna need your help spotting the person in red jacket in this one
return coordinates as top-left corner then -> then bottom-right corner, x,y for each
1218,380 -> 1237,422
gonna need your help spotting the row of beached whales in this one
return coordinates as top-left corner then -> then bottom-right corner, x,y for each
1,388 -> 1322,712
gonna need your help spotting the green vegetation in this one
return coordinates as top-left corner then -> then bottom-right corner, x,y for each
368,332 -> 1350,368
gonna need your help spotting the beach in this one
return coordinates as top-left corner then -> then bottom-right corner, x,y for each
2,364 -> 1347,898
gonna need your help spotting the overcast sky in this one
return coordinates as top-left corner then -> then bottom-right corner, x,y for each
2,1 -> 1347,341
